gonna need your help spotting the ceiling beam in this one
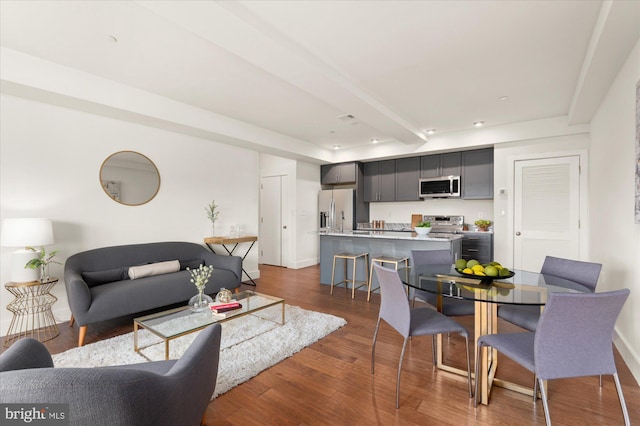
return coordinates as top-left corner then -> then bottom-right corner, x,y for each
139,1 -> 427,145
568,0 -> 640,125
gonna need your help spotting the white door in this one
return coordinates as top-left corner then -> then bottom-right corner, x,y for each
513,156 -> 580,271
260,175 -> 288,266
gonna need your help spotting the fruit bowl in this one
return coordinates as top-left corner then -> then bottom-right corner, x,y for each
456,269 -> 516,281
454,268 -> 515,285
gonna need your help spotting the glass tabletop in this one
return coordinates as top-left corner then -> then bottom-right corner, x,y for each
134,290 -> 284,339
399,264 -> 591,305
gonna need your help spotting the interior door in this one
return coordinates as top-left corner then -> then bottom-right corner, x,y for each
513,156 -> 580,271
260,175 -> 287,266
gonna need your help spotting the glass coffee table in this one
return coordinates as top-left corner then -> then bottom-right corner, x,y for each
134,290 -> 284,360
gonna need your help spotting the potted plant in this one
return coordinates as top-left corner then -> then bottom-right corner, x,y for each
25,246 -> 62,282
414,221 -> 432,235
475,219 -> 492,232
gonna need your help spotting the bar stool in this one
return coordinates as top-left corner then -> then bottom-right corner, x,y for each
367,255 -> 409,301
330,252 -> 369,298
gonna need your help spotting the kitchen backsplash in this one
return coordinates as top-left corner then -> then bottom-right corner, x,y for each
368,199 -> 494,226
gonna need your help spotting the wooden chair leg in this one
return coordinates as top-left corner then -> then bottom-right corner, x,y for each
78,325 -> 87,347
69,314 -> 75,327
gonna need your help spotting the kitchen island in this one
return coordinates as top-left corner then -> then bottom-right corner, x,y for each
319,231 -> 463,286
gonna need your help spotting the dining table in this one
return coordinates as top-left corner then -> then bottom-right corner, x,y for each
399,264 -> 591,405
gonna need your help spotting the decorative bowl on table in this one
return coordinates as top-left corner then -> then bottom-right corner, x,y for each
454,259 -> 515,285
414,226 -> 431,235
455,268 -> 515,281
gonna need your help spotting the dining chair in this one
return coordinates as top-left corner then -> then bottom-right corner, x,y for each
475,289 -> 631,426
371,263 -> 472,408
498,256 -> 602,331
410,250 -> 475,316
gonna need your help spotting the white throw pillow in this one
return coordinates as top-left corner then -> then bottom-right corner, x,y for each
128,260 -> 180,280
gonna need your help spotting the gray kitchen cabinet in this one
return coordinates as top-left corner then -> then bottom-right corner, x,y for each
461,233 -> 493,264
364,160 -> 395,202
321,162 -> 357,185
420,152 -> 461,178
395,157 -> 420,201
461,148 -> 493,199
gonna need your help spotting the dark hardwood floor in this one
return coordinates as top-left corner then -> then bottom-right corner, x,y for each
3,264 -> 638,425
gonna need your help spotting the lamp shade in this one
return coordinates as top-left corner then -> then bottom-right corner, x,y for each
1,218 -> 54,247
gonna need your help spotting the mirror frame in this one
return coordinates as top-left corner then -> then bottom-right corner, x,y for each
99,151 -> 161,206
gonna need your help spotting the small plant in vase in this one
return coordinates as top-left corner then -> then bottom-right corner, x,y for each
187,264 -> 214,312
25,246 -> 62,282
475,219 -> 492,232
206,200 -> 220,236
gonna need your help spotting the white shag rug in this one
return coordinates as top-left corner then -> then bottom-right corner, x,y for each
52,304 -> 346,398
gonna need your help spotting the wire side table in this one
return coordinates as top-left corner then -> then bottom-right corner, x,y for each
3,277 -> 59,347
204,236 -> 258,286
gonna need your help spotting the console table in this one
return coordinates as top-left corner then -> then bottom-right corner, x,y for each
204,236 -> 258,286
3,277 -> 59,347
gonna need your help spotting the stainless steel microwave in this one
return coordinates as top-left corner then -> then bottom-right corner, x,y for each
419,175 -> 461,198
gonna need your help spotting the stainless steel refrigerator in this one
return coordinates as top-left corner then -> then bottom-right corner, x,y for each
318,188 -> 356,232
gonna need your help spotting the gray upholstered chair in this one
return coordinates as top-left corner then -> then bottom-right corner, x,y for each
498,256 -> 602,331
371,263 -> 472,408
410,250 -> 475,316
475,289 -> 630,426
0,324 -> 222,426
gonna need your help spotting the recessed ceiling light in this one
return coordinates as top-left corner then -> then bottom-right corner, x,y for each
333,145 -> 341,150
106,35 -> 118,43
474,121 -> 484,128
371,138 -> 379,144
426,129 -> 436,135
499,96 -> 509,101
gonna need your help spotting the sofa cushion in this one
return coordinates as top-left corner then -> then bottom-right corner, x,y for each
82,267 -> 129,287
128,260 -> 180,280
179,258 -> 205,271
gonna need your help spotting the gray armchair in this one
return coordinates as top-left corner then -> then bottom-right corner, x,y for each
0,324 -> 222,426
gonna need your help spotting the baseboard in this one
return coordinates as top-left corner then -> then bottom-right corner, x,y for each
614,329 -> 640,386
289,258 -> 318,269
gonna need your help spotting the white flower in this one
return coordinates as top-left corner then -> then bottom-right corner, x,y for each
187,264 -> 214,290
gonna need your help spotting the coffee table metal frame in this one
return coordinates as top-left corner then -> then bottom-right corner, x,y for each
134,290 -> 284,360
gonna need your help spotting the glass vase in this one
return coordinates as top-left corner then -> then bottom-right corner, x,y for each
189,287 -> 213,312
40,264 -> 49,282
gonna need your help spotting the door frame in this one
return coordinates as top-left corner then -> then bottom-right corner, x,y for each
259,173 -> 290,268
506,149 -> 589,267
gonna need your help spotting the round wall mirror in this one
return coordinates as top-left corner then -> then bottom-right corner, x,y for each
100,151 -> 160,206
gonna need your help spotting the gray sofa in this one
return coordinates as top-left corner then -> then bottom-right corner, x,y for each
0,324 -> 222,426
64,241 -> 242,346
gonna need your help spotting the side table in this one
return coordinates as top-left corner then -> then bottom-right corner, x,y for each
204,236 -> 258,286
3,277 -> 60,347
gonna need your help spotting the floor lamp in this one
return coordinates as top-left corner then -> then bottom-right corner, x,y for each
1,218 -> 54,282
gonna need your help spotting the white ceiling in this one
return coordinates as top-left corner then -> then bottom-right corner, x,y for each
1,0 -> 638,162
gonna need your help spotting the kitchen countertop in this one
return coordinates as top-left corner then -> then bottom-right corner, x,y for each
320,231 -> 464,241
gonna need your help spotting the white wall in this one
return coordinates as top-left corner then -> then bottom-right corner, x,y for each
0,93 -> 260,335
295,160 -> 321,268
589,39 -> 640,382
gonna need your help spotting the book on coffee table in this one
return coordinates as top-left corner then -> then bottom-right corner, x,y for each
209,301 -> 242,316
